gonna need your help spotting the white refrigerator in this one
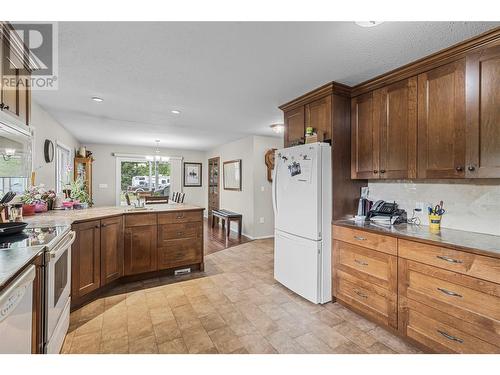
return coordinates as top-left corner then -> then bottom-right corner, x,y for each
272,143 -> 332,304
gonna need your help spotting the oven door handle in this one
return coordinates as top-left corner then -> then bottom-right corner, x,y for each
49,230 -> 76,259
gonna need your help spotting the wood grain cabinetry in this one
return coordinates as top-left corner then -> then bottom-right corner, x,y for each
417,59 -> 467,178
284,106 -> 305,147
305,95 -> 332,141
466,44 -> 500,178
124,223 -> 157,276
100,216 -> 123,285
71,220 -> 101,300
332,224 -> 500,353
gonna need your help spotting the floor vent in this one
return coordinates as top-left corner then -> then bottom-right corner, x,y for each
174,268 -> 191,276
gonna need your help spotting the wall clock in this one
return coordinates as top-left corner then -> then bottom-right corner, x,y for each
44,139 -> 54,163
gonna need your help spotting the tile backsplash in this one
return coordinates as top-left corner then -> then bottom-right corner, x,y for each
367,180 -> 500,236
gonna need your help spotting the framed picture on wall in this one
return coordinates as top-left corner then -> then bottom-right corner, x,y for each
223,159 -> 242,191
183,162 -> 202,187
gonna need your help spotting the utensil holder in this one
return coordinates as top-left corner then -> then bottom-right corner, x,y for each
428,214 -> 442,231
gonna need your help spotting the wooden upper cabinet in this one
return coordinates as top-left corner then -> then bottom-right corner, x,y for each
71,220 -> 101,300
124,224 -> 157,276
305,95 -> 332,141
284,106 -> 305,147
351,92 -> 379,179
466,44 -> 500,178
100,216 -> 123,286
417,59 -> 466,178
378,78 -> 418,179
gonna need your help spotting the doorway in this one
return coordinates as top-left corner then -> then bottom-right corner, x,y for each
207,157 -> 220,223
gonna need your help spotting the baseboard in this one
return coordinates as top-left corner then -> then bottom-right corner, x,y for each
251,235 -> 275,240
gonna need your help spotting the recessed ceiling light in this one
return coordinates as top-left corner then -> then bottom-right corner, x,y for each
270,123 -> 285,134
91,96 -> 104,102
355,21 -> 384,28
171,110 -> 181,114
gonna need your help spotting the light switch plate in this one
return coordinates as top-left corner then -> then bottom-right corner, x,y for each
98,183 -> 108,188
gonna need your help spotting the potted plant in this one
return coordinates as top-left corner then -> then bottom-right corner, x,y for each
20,184 -> 51,215
69,178 -> 92,209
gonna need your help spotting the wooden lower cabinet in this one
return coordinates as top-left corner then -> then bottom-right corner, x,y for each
124,224 -> 157,275
71,220 -> 101,300
333,224 -> 500,353
100,216 -> 123,285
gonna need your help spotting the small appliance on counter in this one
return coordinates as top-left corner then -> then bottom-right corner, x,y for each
366,200 -> 407,225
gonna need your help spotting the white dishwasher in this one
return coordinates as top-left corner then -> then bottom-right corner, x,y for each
0,265 -> 36,353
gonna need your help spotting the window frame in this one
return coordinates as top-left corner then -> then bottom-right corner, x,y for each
55,141 -> 73,194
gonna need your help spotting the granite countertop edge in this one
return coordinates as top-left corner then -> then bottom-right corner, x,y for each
332,219 -> 500,259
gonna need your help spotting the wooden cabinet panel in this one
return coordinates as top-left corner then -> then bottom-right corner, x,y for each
305,95 -> 331,141
124,224 -> 157,275
398,259 -> 500,338
351,92 -> 379,179
71,220 -> 101,299
333,225 -> 397,255
158,222 -> 202,244
333,240 -> 397,292
399,239 -> 500,284
125,213 -> 157,227
417,60 -> 466,178
100,216 -> 123,286
284,106 -> 305,147
466,44 -> 500,178
158,210 -> 202,224
378,78 -> 417,179
158,239 -> 203,270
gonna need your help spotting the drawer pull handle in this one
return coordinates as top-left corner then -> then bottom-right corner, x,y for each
437,287 -> 462,298
437,330 -> 464,344
354,259 -> 368,266
177,232 -> 183,236
354,236 -> 366,241
353,289 -> 368,299
436,255 -> 463,264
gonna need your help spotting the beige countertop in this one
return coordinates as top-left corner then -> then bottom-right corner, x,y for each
25,203 -> 204,227
333,219 -> 500,259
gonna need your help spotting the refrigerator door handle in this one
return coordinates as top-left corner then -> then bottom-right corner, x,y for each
272,161 -> 278,217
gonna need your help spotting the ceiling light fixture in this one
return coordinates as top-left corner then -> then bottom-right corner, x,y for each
91,96 -> 104,102
270,123 -> 285,134
171,110 -> 181,114
146,140 -> 170,162
355,21 -> 384,28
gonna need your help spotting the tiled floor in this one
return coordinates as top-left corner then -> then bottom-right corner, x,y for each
63,239 -> 420,354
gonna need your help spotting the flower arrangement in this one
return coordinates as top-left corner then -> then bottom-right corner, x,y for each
20,184 -> 56,213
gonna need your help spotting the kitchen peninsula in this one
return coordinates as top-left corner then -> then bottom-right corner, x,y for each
25,204 -> 205,309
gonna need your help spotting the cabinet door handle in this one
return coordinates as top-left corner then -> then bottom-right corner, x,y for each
354,259 -> 368,266
380,169 -> 386,174
353,289 -> 368,299
455,166 -> 464,172
437,287 -> 462,298
373,170 -> 378,174
94,225 -> 100,228
467,165 -> 476,172
437,330 -> 464,344
354,236 -> 366,241
436,255 -> 463,264
176,231 -> 183,236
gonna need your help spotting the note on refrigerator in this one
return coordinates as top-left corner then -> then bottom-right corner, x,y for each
296,158 -> 312,183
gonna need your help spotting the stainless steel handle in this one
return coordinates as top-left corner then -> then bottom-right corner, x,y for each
437,330 -> 464,344
354,236 -> 366,241
437,287 -> 462,298
436,255 -> 463,264
354,289 -> 368,299
354,259 -> 368,266
50,230 -> 76,259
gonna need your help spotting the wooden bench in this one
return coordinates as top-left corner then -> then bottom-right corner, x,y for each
211,209 -> 242,238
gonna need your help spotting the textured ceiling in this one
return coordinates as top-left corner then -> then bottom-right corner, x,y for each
33,21 -> 499,150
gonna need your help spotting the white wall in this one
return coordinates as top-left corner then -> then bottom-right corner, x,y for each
207,135 -> 282,239
368,180 -> 500,236
86,143 -> 207,208
31,101 -> 79,188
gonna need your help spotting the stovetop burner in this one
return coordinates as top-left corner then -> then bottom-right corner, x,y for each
0,226 -> 69,249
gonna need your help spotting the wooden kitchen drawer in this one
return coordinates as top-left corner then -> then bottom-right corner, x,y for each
158,238 -> 202,270
335,269 -> 397,329
333,225 -> 397,255
158,222 -> 202,242
399,239 -> 500,284
158,210 -> 202,224
333,240 -> 397,292
400,298 -> 500,353
125,213 -> 157,227
399,259 -> 500,337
